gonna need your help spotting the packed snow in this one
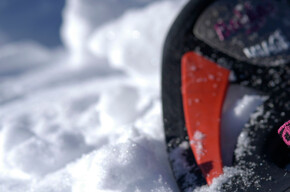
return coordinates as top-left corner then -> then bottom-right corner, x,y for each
0,0 -> 268,192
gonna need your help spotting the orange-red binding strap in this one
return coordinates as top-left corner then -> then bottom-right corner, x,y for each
181,52 -> 230,184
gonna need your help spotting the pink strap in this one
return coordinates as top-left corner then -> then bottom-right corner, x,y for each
278,120 -> 290,146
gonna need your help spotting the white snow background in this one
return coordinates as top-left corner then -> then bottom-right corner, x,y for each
0,0 -> 264,191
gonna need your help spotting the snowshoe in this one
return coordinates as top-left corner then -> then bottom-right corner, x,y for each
162,0 -> 290,191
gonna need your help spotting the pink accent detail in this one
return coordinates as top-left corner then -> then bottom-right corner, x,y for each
278,120 -> 290,146
214,22 -> 230,41
214,1 -> 275,41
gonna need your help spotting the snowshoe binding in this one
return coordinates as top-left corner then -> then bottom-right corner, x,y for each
162,0 -> 290,191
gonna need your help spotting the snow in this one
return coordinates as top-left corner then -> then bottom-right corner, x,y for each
169,141 -> 200,191
0,0 -> 271,192
88,0 -> 187,83
234,131 -> 255,161
194,167 -> 243,192
220,85 -> 265,166
190,131 -> 205,160
0,0 -> 186,191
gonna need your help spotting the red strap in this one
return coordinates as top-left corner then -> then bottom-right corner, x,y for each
181,52 -> 230,184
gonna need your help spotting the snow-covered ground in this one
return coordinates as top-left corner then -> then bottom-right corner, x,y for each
0,1 -> 186,191
0,0 -> 264,191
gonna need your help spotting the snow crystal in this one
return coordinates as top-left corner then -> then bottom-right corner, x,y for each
234,131 -> 255,160
194,167 -> 243,192
190,131 -> 205,160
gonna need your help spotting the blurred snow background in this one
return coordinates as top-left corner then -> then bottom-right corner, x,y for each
0,0 -> 188,191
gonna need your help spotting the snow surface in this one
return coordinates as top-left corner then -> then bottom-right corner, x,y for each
0,0 -> 186,191
0,0 -> 267,191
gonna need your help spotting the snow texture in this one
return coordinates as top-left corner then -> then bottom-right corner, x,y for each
220,85 -> 265,166
0,0 -> 187,191
169,141 -> 200,191
0,0 -> 268,192
194,167 -> 243,192
190,131 -> 205,161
